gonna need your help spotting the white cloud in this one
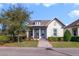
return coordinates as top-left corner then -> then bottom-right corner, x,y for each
42,3 -> 56,7
35,3 -> 57,7
66,24 -> 68,26
68,10 -> 79,17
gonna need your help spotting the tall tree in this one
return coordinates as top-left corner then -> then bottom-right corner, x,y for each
0,4 -> 32,41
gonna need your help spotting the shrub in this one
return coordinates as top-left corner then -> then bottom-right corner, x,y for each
57,37 -> 63,41
64,30 -> 72,41
48,37 -> 63,41
71,36 -> 79,42
9,35 -> 26,42
0,35 -> 10,44
48,37 -> 57,41
19,35 -> 26,41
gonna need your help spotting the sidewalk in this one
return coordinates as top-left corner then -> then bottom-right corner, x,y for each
38,39 -> 52,48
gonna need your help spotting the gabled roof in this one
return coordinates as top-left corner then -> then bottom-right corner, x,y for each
28,18 -> 65,27
47,18 -> 65,26
65,19 -> 79,28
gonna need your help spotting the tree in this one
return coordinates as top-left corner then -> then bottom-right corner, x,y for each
64,29 -> 72,41
0,4 -> 32,42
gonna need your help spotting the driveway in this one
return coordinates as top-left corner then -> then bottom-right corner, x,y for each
0,47 -> 79,56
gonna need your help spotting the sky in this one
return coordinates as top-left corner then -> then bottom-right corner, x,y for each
0,3 -> 79,25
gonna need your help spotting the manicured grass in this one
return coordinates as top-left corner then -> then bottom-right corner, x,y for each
0,40 -> 38,47
50,42 -> 79,48
20,40 -> 38,47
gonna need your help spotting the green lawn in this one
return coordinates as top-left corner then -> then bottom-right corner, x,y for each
50,42 -> 79,48
0,40 -> 38,47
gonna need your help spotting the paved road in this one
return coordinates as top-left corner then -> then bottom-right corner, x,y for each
54,48 -> 79,56
0,47 -> 79,56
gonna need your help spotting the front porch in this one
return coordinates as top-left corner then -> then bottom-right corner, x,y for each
26,26 -> 47,40
70,27 -> 79,36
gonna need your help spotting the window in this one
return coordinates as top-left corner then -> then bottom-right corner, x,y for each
34,22 -> 41,25
53,29 -> 57,36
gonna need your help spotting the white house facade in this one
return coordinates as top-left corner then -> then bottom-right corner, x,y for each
47,18 -> 64,38
65,19 -> 79,36
26,18 -> 65,40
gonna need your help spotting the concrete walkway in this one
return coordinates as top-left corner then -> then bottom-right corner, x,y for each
38,39 -> 52,48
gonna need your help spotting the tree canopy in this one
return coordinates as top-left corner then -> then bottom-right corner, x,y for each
0,4 -> 32,41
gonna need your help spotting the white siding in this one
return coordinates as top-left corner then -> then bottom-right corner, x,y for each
78,28 -> 79,36
47,20 -> 64,38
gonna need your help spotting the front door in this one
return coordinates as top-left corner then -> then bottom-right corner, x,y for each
41,29 -> 46,39
35,29 -> 39,38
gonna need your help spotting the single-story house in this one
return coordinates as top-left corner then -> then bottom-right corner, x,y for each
65,19 -> 79,36
26,18 -> 65,40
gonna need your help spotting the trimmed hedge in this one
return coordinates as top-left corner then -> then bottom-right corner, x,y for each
0,35 -> 10,44
48,36 -> 79,42
71,36 -> 79,42
48,37 -> 63,41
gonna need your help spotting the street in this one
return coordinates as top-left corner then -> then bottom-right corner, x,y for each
0,47 -> 79,56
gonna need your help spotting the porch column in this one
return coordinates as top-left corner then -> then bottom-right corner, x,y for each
78,28 -> 79,36
39,28 -> 41,39
33,28 -> 35,39
26,30 -> 29,38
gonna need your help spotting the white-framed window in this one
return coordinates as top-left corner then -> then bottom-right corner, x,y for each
53,28 -> 57,36
35,22 -> 41,25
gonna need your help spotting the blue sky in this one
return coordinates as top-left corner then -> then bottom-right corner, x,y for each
0,3 -> 79,25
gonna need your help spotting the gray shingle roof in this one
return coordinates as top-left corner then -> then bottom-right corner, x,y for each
65,19 -> 79,28
28,20 -> 50,26
27,18 -> 65,27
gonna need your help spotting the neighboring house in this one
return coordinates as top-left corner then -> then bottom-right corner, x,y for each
65,19 -> 79,36
26,18 -> 65,40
